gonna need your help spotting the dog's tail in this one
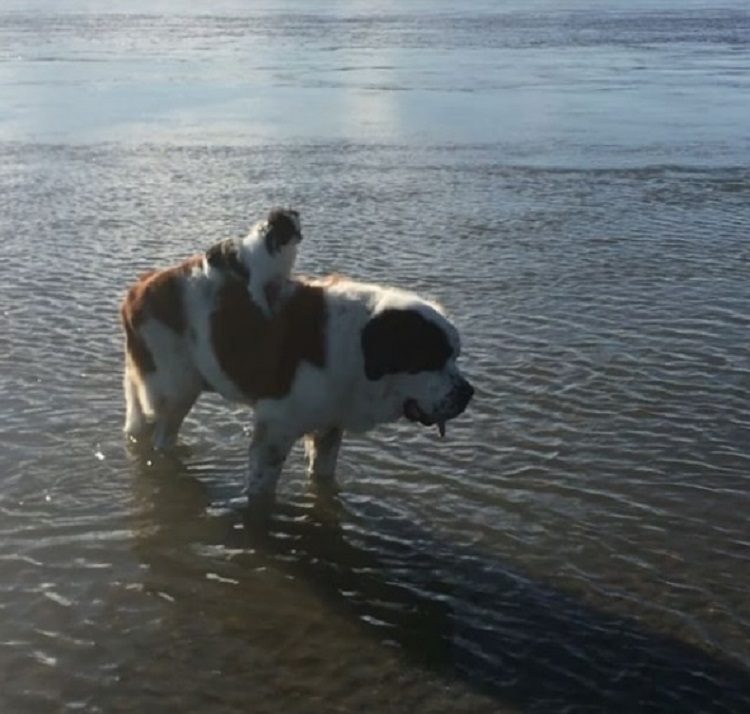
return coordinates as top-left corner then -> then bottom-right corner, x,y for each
120,292 -> 158,437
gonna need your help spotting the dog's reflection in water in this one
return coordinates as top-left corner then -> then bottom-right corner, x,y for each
131,455 -> 750,713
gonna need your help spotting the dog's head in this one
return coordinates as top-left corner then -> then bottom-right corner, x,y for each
263,208 -> 302,255
361,301 -> 473,436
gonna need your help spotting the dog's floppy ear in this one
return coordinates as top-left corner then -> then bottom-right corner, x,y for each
265,208 -> 301,254
206,238 -> 249,281
361,309 -> 453,380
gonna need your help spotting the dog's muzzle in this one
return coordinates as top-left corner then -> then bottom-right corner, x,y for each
453,378 -> 474,414
403,377 -> 474,438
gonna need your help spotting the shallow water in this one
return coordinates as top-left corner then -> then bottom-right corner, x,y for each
1,2 -> 750,712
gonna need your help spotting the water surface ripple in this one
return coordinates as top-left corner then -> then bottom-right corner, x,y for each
1,2 -> 750,713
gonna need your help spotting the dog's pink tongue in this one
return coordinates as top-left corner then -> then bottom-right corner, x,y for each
437,421 -> 446,438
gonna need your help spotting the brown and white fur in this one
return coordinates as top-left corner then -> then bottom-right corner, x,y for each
120,213 -> 473,499
204,207 -> 302,319
121,207 -> 301,450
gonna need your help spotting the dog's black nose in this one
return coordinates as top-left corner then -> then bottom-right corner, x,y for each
457,379 -> 474,410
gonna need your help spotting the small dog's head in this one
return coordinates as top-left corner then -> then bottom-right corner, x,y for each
263,208 -> 302,255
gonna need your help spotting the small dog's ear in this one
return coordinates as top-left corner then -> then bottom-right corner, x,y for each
265,208 -> 301,254
361,309 -> 453,380
206,238 -> 249,281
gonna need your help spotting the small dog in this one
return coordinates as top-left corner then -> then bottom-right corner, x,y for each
204,208 -> 302,318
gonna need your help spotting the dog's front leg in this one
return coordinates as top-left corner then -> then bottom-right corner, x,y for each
304,428 -> 343,482
244,422 -> 295,498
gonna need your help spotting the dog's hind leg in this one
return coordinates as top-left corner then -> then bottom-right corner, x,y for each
151,390 -> 200,451
304,428 -> 343,482
135,361 -> 202,451
124,353 -> 201,451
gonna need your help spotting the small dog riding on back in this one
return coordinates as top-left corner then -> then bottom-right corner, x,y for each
204,208 -> 302,318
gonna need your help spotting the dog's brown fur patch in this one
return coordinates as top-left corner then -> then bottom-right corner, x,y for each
210,279 -> 327,400
120,255 -> 202,374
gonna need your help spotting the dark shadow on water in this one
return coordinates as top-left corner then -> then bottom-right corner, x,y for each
131,457 -> 750,713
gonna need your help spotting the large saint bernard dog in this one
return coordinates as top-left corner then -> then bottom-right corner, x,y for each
121,208 -> 474,497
